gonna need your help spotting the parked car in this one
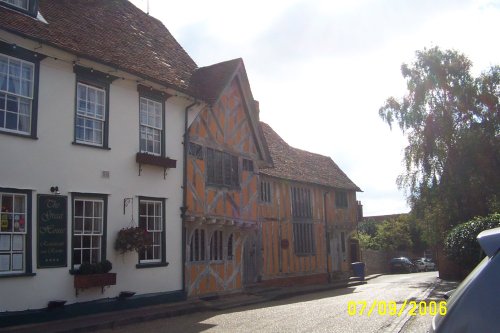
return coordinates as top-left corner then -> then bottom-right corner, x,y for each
422,258 -> 437,271
389,257 -> 416,273
430,227 -> 500,333
412,259 -> 426,272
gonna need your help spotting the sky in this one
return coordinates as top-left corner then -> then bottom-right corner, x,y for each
131,0 -> 500,216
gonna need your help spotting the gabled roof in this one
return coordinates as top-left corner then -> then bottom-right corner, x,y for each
0,0 -> 197,92
189,58 -> 273,166
260,122 -> 361,191
189,58 -> 242,105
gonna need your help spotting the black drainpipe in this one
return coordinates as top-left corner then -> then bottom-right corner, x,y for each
181,100 -> 198,296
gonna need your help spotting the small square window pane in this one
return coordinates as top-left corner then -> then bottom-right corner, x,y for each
82,236 -> 90,248
73,249 -> 82,266
5,110 -> 17,130
6,95 -> 17,111
153,246 -> 160,260
12,254 -> 23,271
139,216 -> 147,229
155,202 -> 162,216
74,217 -> 83,234
73,235 -> 81,248
74,201 -> 83,216
8,59 -> 21,78
13,195 -> 25,213
91,249 -> 99,263
12,235 -> 23,251
91,236 -> 100,248
94,202 -> 102,217
0,254 -> 11,271
147,217 -> 154,231
83,218 -> 92,234
139,202 -> 146,215
0,235 -> 10,251
21,64 -> 32,80
84,201 -> 93,216
8,77 -> 20,95
93,218 -> 102,233
2,195 -> 13,212
82,249 -> 90,263
0,57 -> 7,75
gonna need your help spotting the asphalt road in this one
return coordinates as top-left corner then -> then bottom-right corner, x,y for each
94,272 -> 449,333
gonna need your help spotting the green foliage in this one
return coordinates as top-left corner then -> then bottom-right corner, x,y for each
374,216 -> 413,251
444,213 -> 500,271
114,226 -> 152,254
379,46 -> 500,237
358,219 -> 378,237
75,260 -> 113,275
357,215 -> 423,252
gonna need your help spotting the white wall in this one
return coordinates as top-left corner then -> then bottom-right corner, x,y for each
0,33 -> 191,311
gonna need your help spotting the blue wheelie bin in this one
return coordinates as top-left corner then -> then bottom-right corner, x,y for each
351,262 -> 365,281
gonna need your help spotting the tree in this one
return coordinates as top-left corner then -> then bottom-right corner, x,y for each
379,47 -> 500,238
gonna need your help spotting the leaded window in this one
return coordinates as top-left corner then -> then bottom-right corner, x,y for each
190,229 -> 205,262
293,222 -> 315,255
206,148 -> 239,187
139,97 -> 163,156
0,54 -> 33,135
336,190 -> 348,208
260,181 -> 272,203
209,230 -> 223,261
291,186 -> 312,218
227,233 -> 234,260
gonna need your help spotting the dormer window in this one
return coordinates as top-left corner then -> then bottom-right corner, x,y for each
0,0 -> 38,17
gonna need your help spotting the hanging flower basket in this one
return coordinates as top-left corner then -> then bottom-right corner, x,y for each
114,226 -> 151,254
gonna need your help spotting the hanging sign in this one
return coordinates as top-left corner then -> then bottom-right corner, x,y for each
37,194 -> 67,268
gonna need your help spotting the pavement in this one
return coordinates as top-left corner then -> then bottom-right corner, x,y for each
0,275 -> 381,333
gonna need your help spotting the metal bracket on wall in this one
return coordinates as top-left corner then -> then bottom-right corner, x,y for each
123,198 -> 133,215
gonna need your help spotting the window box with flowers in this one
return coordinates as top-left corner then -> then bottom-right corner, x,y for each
73,260 -> 116,296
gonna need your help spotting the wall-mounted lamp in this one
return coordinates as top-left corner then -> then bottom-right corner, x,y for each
50,186 -> 60,195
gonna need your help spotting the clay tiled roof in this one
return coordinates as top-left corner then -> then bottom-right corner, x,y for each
189,58 -> 242,104
0,0 -> 197,92
260,122 -> 361,191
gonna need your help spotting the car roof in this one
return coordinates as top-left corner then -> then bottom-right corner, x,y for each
477,227 -> 500,257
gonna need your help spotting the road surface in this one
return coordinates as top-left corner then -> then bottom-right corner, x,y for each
95,272 -> 451,333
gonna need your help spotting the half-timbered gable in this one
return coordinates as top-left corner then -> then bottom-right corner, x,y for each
184,59 -> 271,296
259,122 -> 362,286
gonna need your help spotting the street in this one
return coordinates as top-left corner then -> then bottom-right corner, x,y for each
93,272 -> 455,333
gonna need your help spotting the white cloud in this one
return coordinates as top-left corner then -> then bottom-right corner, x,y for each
130,0 -> 500,216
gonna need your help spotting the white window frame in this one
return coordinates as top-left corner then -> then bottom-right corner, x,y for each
72,198 -> 104,269
75,82 -> 106,146
139,97 -> 163,156
139,199 -> 163,264
0,53 -> 34,135
0,192 -> 27,274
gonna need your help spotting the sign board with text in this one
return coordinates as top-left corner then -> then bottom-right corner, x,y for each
37,194 -> 67,268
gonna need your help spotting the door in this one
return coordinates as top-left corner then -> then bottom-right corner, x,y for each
243,235 -> 258,286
